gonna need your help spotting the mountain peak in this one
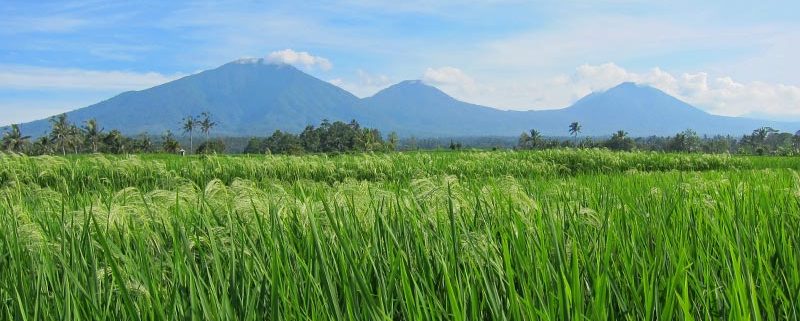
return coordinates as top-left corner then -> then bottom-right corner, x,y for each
604,82 -> 668,96
390,79 -> 434,89
225,58 -> 301,72
398,79 -> 425,86
563,81 -> 710,132
609,81 -> 640,90
19,57 -> 358,136
373,79 -> 449,98
232,57 -> 266,64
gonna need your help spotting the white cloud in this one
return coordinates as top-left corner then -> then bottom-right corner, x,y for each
0,65 -> 186,126
471,15 -> 777,74
539,63 -> 800,118
328,69 -> 393,97
412,62 -> 800,120
0,16 -> 88,34
0,100 -> 91,127
356,69 -> 392,87
420,67 -> 489,103
266,49 -> 332,71
0,65 -> 183,90
422,67 -> 476,91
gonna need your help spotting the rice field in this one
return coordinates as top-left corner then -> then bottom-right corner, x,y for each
1,149 -> 799,320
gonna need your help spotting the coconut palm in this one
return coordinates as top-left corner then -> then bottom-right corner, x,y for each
529,129 -> 542,148
750,127 -> 777,148
32,136 -> 52,155
49,114 -> 71,155
83,118 -> 103,153
66,125 -> 83,154
161,130 -> 181,153
136,133 -> 153,153
104,129 -> 125,154
182,115 -> 197,153
387,132 -> 399,151
604,130 -> 635,151
199,112 -> 217,142
1,124 -> 31,152
569,122 -> 582,145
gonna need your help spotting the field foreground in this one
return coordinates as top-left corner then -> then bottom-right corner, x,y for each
1,150 -> 799,320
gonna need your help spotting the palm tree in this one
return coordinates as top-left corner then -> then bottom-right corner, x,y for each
135,133 -> 153,153
751,127 -> 777,147
161,130 -> 181,153
2,124 -> 31,152
604,130 -> 634,151
104,130 -> 124,154
569,122 -> 582,145
83,119 -> 103,153
33,136 -> 52,155
182,115 -> 197,153
529,129 -> 542,149
199,112 -> 217,142
49,114 -> 70,155
387,132 -> 399,151
66,125 -> 83,154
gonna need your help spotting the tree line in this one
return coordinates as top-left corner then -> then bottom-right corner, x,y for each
243,119 -> 398,154
0,113 -> 221,155
4,116 -> 800,156
516,122 -> 800,155
1,116 -> 398,155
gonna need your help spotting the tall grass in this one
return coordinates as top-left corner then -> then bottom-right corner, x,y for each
1,149 -> 751,192
0,150 -> 798,320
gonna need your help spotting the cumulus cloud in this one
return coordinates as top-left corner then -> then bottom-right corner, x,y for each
0,65 -> 184,90
419,66 -> 487,102
418,62 -> 800,121
422,67 -> 476,91
266,49 -> 332,70
546,63 -> 800,118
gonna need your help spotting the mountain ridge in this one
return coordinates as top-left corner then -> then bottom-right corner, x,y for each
13,60 -> 800,137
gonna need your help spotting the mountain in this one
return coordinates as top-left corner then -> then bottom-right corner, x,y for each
15,60 -> 800,138
541,82 -> 797,136
357,80 -> 532,136
19,59 -> 361,137
559,82 -> 711,134
357,81 -> 799,136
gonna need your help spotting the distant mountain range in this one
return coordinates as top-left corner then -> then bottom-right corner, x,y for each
15,58 -> 800,137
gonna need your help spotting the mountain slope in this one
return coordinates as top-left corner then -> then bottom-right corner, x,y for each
20,59 -> 361,136
550,82 -> 797,136
357,80 -> 532,136
357,81 -> 799,137
14,60 -> 800,138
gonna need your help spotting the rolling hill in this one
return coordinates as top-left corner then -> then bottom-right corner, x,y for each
15,59 -> 800,137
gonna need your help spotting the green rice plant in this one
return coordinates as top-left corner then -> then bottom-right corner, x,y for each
0,150 -> 798,320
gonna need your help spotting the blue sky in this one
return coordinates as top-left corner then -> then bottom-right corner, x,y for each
2,0 -> 800,126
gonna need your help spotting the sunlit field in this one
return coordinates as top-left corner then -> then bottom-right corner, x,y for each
1,149 -> 799,320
